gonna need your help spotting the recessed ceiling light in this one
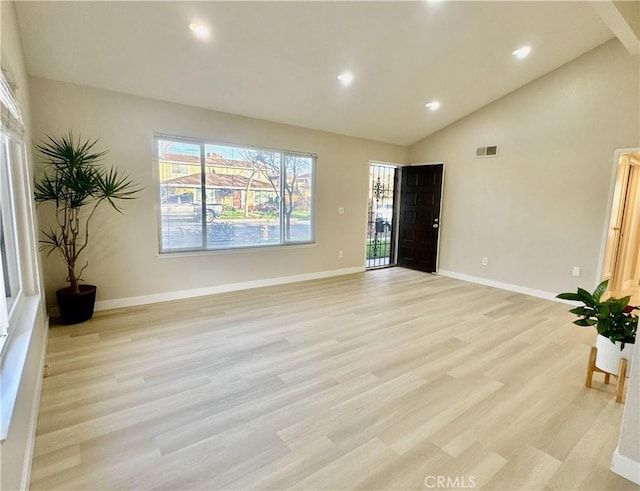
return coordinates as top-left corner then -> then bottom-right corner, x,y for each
512,46 -> 531,59
337,72 -> 354,86
425,101 -> 440,111
189,22 -> 211,41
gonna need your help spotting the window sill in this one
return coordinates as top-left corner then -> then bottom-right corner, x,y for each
1,294 -> 43,441
156,241 -> 317,259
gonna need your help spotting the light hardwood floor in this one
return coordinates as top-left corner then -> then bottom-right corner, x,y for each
30,268 -> 639,490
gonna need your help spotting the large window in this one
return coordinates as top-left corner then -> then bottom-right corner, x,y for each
0,75 -> 26,343
0,70 -> 44,440
157,137 -> 315,252
0,138 -> 23,338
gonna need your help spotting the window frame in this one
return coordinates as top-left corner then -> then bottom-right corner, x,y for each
0,135 -> 25,341
0,70 -> 44,441
155,134 -> 317,254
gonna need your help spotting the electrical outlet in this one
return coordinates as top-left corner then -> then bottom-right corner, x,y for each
482,257 -> 489,266
338,250 -> 344,258
572,266 -> 581,277
338,207 -> 344,215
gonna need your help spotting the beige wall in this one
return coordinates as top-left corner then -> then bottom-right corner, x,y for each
0,2 -> 48,490
27,38 -> 640,304
409,39 -> 640,295
29,77 -> 408,307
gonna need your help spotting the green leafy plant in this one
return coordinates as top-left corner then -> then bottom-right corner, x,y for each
557,279 -> 637,349
34,132 -> 141,293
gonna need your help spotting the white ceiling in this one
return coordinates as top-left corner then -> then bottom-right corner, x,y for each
15,1 -> 617,146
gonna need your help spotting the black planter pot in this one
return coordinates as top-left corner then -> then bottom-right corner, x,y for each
56,285 -> 97,325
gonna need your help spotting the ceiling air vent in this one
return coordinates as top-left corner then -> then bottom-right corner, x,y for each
475,145 -> 499,158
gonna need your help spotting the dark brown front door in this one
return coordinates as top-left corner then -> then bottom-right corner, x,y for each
397,164 -> 443,272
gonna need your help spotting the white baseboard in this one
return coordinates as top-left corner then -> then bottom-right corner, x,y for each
612,448 -> 640,485
436,269 -> 559,301
95,266 -> 365,312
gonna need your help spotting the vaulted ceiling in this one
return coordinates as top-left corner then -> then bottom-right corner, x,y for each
14,1 -> 635,146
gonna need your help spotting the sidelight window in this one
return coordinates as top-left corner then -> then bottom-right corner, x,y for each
366,163 -> 397,269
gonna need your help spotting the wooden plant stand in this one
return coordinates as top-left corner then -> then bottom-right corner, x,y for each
585,346 -> 628,403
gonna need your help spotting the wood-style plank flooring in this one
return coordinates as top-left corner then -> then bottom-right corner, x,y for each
30,268 -> 640,490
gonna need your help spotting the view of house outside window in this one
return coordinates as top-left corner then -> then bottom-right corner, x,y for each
157,137 -> 315,252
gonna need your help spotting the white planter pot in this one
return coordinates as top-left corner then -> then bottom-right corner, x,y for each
595,334 -> 634,377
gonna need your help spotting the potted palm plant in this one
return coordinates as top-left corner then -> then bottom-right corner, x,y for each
557,279 -> 637,375
34,132 -> 141,324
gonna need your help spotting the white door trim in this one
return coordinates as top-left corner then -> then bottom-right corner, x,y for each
596,148 -> 640,286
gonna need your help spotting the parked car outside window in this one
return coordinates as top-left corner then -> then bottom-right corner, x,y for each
161,193 -> 222,223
